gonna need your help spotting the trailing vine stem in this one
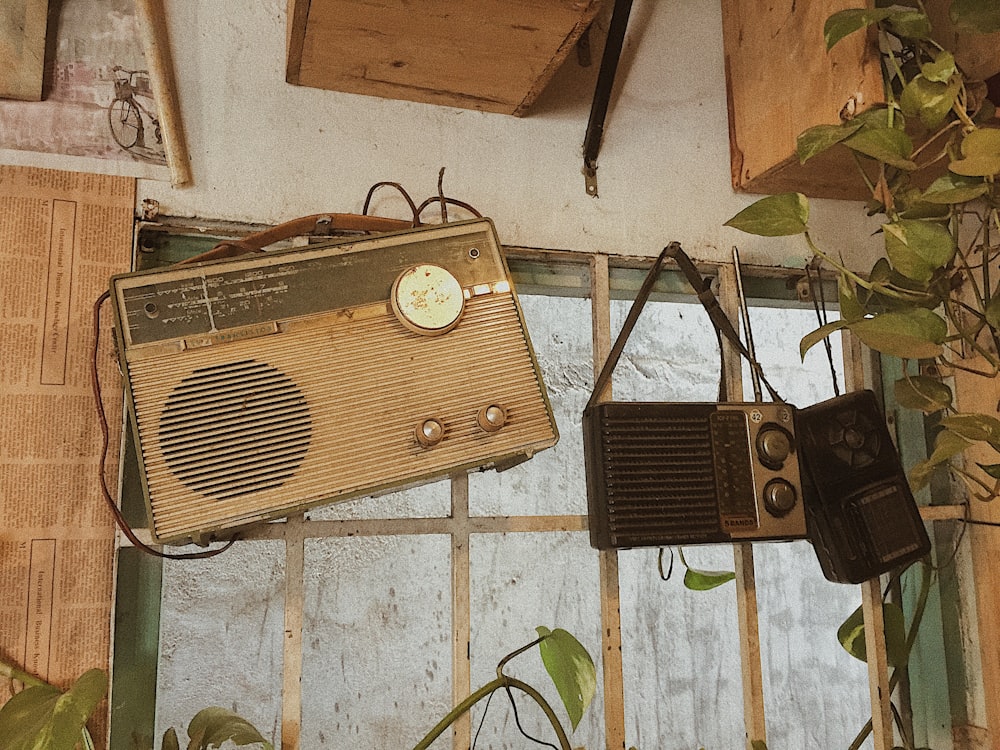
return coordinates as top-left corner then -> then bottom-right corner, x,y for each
846,560 -> 934,750
411,674 -> 570,750
411,634 -> 572,750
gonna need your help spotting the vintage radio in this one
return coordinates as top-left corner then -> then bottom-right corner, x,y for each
111,218 -> 558,544
583,243 -> 807,550
797,389 -> 931,583
585,400 -> 805,549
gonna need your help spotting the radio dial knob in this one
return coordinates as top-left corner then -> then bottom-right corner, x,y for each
757,426 -> 792,466
763,479 -> 797,517
477,404 -> 507,432
415,418 -> 445,447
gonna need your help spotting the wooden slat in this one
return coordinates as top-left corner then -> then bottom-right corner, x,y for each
591,253 -> 627,750
450,473 -> 472,750
281,515 -> 306,750
717,263 -> 767,748
841,331 -> 894,750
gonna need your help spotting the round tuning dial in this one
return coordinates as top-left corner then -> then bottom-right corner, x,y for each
756,424 -> 793,470
391,264 -> 465,335
763,479 -> 797,517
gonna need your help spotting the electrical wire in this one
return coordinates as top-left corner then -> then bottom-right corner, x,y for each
502,684 -> 559,750
91,290 -> 237,560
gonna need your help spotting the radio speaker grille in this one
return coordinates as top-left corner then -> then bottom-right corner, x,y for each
593,411 -> 723,547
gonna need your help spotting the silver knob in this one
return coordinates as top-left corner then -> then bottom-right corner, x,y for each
763,479 -> 797,517
415,418 -> 444,447
477,404 -> 507,432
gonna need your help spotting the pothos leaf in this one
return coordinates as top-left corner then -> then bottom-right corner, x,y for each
843,127 -> 917,170
985,292 -> 1000,328
882,219 -> 956,283
920,173 -> 990,204
0,669 -> 107,750
839,275 -> 864,322
899,76 -> 960,130
824,8 -> 893,50
884,9 -> 933,39
724,193 -> 809,236
909,428 -> 973,490
185,707 -> 273,750
683,566 -> 736,591
797,122 -> 863,164
162,727 -> 181,750
848,309 -> 947,359
535,627 -> 597,732
950,0 -> 1000,33
940,413 -> 1000,446
950,127 -> 1000,177
894,375 -> 953,413
837,602 -> 908,668
800,319 -> 850,360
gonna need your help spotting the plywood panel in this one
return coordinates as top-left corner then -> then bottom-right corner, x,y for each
286,0 -> 604,115
0,0 -> 49,100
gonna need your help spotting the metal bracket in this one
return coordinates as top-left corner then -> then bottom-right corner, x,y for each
581,0 -> 635,197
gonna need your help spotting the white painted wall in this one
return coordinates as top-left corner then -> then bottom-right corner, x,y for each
140,0 -> 879,270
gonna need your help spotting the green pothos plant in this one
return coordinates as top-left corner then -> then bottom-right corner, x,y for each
726,0 -> 1000,504
0,626 -> 595,750
0,656 -> 272,750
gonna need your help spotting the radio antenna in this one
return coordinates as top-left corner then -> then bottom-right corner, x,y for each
731,246 -> 762,402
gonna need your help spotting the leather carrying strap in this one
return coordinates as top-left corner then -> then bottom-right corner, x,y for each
178,213 -> 416,265
586,242 -> 782,410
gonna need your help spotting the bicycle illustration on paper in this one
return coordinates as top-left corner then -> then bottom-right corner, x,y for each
107,65 -> 165,163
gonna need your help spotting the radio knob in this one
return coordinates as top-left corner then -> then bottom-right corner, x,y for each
757,426 -> 792,466
763,479 -> 797,517
415,418 -> 445,447
477,404 -> 507,432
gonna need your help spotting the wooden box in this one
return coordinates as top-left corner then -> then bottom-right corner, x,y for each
286,0 -> 604,116
721,0 -> 1000,200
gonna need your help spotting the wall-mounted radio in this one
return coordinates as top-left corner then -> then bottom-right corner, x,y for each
111,219 -> 558,545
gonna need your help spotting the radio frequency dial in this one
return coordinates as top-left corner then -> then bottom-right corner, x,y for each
756,424 -> 793,470
391,264 -> 465,335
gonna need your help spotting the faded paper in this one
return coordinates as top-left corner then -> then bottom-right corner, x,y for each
0,165 -> 134,747
0,0 -> 169,179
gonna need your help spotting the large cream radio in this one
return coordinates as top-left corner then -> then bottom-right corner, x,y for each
111,219 -> 558,545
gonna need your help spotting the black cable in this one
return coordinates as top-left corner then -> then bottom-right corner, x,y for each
470,688 -> 496,750
805,262 -> 841,397
92,291 -> 237,560
503,684 -> 559,750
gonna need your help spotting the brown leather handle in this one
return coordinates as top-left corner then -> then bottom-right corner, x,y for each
178,213 -> 416,265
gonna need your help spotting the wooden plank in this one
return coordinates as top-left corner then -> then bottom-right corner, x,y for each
591,253 -> 626,750
862,578 -> 894,750
0,0 -> 49,101
840,332 -> 894,750
286,0 -> 604,115
450,473 -> 472,750
952,365 -> 1000,746
716,263 -> 767,748
281,515 -> 306,750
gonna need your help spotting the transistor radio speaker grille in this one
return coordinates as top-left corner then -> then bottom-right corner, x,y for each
593,411 -> 722,547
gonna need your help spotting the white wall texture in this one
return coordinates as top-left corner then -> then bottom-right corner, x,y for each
139,0 -> 880,270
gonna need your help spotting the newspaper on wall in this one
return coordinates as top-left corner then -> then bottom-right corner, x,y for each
0,165 -> 134,746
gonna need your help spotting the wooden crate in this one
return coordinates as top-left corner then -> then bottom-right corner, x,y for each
286,0 -> 604,116
721,0 -> 1000,200
721,0 -> 885,199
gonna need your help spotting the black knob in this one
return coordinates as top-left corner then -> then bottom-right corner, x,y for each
763,479 -> 797,517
